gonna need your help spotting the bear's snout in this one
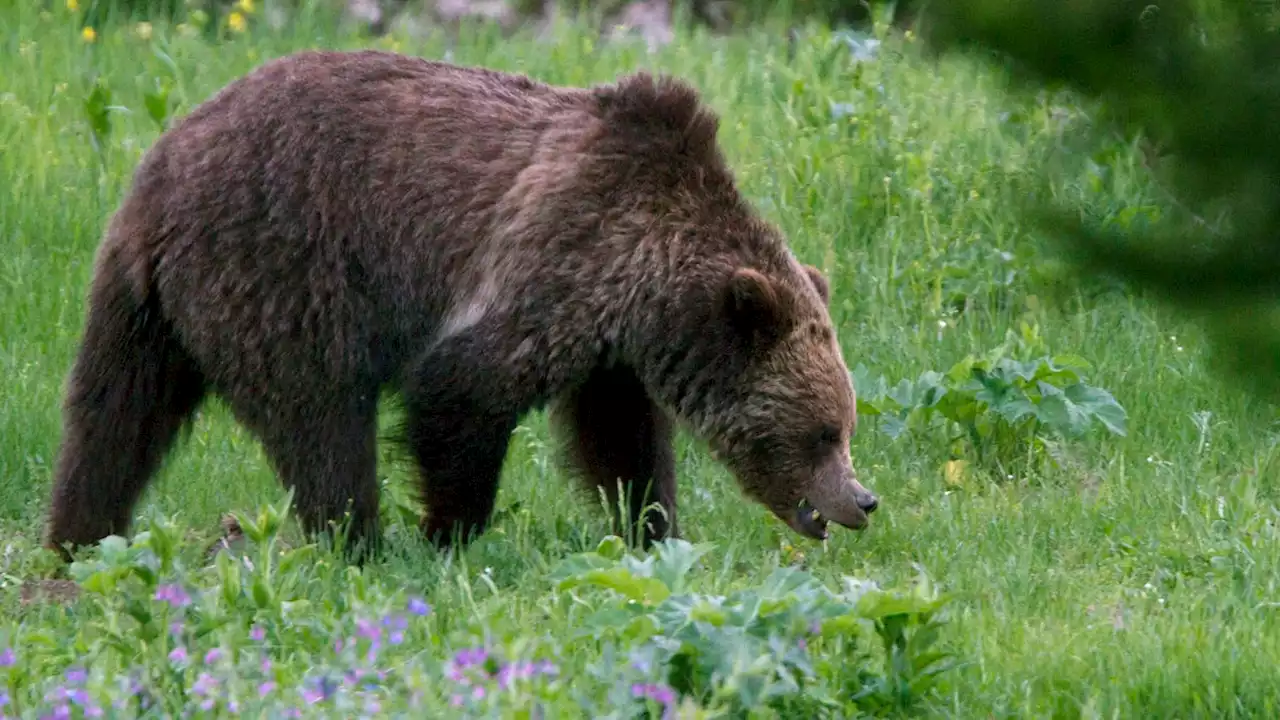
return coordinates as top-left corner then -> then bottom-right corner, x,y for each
856,490 -> 879,514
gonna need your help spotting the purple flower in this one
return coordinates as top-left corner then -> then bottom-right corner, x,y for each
0,691 -> 9,707
356,619 -> 381,641
154,583 -> 191,608
250,625 -> 266,642
204,648 -> 224,665
0,648 -> 14,667
453,647 -> 488,668
66,689 -> 89,706
383,614 -> 408,645
632,682 -> 677,706
168,621 -> 184,638
168,647 -> 188,664
65,668 -> 87,685
191,672 -> 219,698
407,597 -> 431,616
258,681 -> 276,698
300,675 -> 338,705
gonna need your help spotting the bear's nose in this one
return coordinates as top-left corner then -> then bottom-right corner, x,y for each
857,494 -> 879,514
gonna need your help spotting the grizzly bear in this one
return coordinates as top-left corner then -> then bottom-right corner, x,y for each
43,49 -> 879,561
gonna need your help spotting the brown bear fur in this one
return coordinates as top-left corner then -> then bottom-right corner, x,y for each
44,50 -> 878,561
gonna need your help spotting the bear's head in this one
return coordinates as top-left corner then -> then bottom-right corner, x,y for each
589,69 -> 876,539
705,260 -> 877,541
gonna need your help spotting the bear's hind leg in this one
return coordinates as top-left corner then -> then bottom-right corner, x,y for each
550,365 -> 678,549
247,399 -> 383,561
45,255 -> 207,560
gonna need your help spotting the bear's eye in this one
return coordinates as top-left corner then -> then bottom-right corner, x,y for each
816,424 -> 841,447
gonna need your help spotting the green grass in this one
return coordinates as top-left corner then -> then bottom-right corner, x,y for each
4,1 -> 1280,717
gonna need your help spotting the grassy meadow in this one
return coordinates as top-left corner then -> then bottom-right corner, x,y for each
3,1 -> 1280,717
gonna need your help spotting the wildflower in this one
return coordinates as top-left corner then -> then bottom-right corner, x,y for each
0,648 -> 14,666
258,681 -> 275,697
154,583 -> 191,608
204,648 -> 224,664
227,11 -> 246,33
169,647 -> 189,664
453,647 -> 488,668
236,0 -> 254,12
191,672 -> 219,709
65,668 -> 87,685
135,21 -> 152,40
383,614 -> 408,645
67,0 -> 78,10
250,625 -> 266,642
407,597 -> 431,616
67,689 -> 90,706
356,618 -> 382,645
301,675 -> 338,704
81,26 -> 95,43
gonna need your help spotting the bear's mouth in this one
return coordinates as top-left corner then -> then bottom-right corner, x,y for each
786,496 -> 870,541
793,499 -> 830,540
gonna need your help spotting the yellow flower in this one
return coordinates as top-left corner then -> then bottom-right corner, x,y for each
227,10 -> 246,32
81,26 -> 96,43
236,0 -> 254,13
135,21 -> 152,40
943,459 -> 968,487
67,0 -> 79,11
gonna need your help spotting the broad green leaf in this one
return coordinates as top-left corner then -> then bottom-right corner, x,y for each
1064,383 -> 1129,436
595,535 -> 628,561
558,567 -> 671,604
651,539 -> 715,594
1033,381 -> 1090,436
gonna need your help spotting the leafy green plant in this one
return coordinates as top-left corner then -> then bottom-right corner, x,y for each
550,536 -> 958,716
853,338 -> 1128,466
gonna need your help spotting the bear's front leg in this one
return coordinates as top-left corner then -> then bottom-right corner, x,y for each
550,364 -> 678,549
402,336 -> 526,550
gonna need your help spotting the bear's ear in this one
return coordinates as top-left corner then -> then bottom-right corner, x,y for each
722,268 -> 791,348
803,264 -> 830,306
